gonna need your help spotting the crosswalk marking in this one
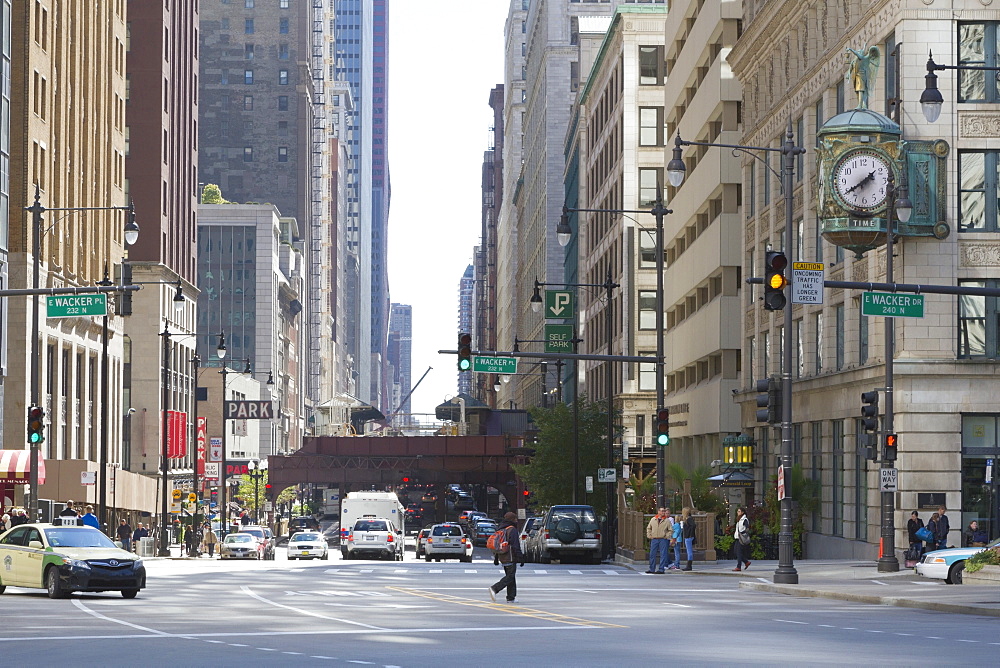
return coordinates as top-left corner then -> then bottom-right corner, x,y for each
322,567 -> 634,576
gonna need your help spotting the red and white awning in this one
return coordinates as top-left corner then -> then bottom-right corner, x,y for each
0,449 -> 46,484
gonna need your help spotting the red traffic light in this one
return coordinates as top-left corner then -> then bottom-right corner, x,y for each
265,483 -> 272,489
402,477 -> 410,483
523,490 -> 530,497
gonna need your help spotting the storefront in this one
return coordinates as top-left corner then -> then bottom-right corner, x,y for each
962,416 -> 1000,542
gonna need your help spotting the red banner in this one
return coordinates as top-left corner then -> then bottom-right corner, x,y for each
165,410 -> 188,459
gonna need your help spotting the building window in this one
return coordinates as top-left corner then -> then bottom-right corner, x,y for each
243,146 -> 253,161
815,312 -> 823,373
832,419 -> 844,537
243,95 -> 253,110
244,69 -> 253,84
280,0 -> 289,7
762,146 -> 771,206
959,22 -> 1000,102
278,95 -> 288,111
521,20 -> 526,33
835,303 -> 845,370
521,42 -> 526,56
245,43 -> 254,60
854,420 -> 869,541
836,80 -> 845,114
859,306 -> 869,364
747,162 -> 755,216
796,116 -> 804,180
638,291 -> 656,329
280,17 -> 289,34
245,19 -> 254,34
278,147 -> 288,162
810,422 -> 823,531
638,352 -> 655,391
746,250 -> 755,306
279,69 -> 289,85
958,151 -> 1000,231
958,279 -> 996,358
245,0 -> 254,7
639,45 -> 664,85
279,43 -> 289,59
638,168 -> 662,207
762,331 -> 770,375
639,230 -> 656,268
639,107 -> 663,146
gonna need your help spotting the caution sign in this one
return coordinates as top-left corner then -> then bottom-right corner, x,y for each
791,262 -> 824,305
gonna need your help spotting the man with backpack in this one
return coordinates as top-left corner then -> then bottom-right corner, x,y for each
487,512 -> 524,604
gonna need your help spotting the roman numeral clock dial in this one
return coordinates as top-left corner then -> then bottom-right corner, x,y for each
833,150 -> 890,214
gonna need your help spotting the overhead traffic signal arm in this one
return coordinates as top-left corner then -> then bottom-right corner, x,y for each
763,250 -> 788,311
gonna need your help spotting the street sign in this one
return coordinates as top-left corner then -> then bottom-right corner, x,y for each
862,292 -> 925,318
204,462 -> 220,481
172,489 -> 182,500
471,355 -> 518,374
597,468 -> 616,483
81,471 -> 96,486
880,467 -> 898,492
544,324 -> 574,353
544,290 -> 575,319
209,437 -> 222,462
170,502 -> 181,514
987,459 -> 993,484
224,400 -> 274,420
777,465 -> 786,501
585,476 -> 594,493
46,293 -> 108,318
791,262 -> 824,305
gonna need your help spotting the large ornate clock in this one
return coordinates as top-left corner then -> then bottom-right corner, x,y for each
833,148 -> 890,214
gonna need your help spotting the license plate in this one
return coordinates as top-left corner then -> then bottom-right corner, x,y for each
300,551 -> 310,555
443,538 -> 451,543
365,535 -> 377,541
584,533 -> 595,538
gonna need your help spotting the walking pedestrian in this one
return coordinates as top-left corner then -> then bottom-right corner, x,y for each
669,512 -> 683,570
907,510 -> 925,558
645,508 -> 671,574
185,524 -> 199,557
935,506 -> 950,550
0,512 -> 9,533
117,519 -> 133,552
732,506 -> 751,572
488,512 -> 525,604
681,507 -> 696,571
80,505 -> 100,529
203,525 -> 219,557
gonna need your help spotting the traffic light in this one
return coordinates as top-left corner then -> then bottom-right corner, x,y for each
763,250 -> 788,311
861,390 -> 880,432
118,261 -> 133,316
884,433 -> 898,462
401,477 -> 410,483
265,483 -> 272,490
27,406 -> 45,444
755,377 -> 781,424
655,408 -> 670,446
457,333 -> 472,371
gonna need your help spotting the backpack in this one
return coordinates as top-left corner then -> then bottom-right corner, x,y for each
487,526 -> 511,555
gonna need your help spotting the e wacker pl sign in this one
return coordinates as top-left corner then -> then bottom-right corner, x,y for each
47,294 -> 108,318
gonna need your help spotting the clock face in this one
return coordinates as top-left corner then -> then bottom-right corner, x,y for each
834,150 -> 891,213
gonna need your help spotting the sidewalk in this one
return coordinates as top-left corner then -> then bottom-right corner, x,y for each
620,558 -> 1000,618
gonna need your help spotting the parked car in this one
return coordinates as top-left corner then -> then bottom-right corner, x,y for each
519,517 -> 543,558
289,516 -> 320,537
415,527 -> 432,558
915,537 -> 1000,584
424,523 -> 472,562
532,505 -> 602,565
287,531 -> 329,560
240,526 -> 276,560
0,524 -> 146,599
472,520 -> 499,547
343,517 -> 404,561
221,533 -> 264,560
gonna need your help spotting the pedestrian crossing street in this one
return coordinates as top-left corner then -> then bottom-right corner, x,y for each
322,567 -> 639,576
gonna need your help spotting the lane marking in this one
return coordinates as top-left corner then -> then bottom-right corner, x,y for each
387,586 -> 626,628
773,619 -> 808,625
240,585 -> 385,630
662,602 -> 691,608
72,599 -> 172,637
871,580 -> 889,586
568,570 -> 582,575
756,577 -> 769,583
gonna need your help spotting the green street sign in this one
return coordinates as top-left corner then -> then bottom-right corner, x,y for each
46,293 -> 108,318
544,290 -> 574,319
472,355 -> 518,374
861,292 -> 925,318
544,324 -> 574,353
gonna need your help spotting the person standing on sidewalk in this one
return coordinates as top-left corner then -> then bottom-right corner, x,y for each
907,511 -> 925,557
488,512 -> 525,604
669,512 -> 683,570
732,507 -> 751,572
935,506 -> 950,550
645,508 -> 671,573
681,507 -> 696,571
203,525 -> 219,557
80,505 -> 100,529
117,519 -> 133,552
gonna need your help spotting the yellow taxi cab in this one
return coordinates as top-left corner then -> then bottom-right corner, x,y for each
0,522 -> 146,599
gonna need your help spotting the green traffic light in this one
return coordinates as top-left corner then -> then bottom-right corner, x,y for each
458,358 -> 471,371
656,434 -> 670,446
29,433 -> 41,443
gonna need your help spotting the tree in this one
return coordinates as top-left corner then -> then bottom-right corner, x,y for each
201,183 -> 229,204
235,471 -> 268,517
627,473 -> 657,513
513,397 -> 616,516
666,462 -> 726,515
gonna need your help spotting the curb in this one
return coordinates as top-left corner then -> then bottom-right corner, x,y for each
739,581 -> 1000,618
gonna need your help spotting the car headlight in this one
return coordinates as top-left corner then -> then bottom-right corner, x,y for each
133,559 -> 143,569
61,557 -> 90,569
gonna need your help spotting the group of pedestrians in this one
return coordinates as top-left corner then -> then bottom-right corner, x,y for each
907,506 -> 952,557
644,506 -> 696,573
0,508 -> 30,532
115,519 -> 149,552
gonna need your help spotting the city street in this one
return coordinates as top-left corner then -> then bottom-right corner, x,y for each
1,547 -> 996,666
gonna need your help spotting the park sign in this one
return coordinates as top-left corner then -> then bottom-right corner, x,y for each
544,324 -> 574,353
47,293 -> 108,318
471,355 -> 517,374
224,400 -> 274,420
544,290 -> 575,319
861,291 -> 925,318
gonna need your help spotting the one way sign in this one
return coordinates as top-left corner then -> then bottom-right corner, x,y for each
880,468 -> 898,492
225,400 -> 274,420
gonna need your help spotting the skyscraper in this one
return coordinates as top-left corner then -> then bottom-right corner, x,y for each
388,303 -> 412,425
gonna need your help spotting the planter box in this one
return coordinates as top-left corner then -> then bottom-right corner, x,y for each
963,564 -> 1000,585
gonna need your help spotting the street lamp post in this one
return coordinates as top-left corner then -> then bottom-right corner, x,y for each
532,270 -> 619,559
919,51 -> 1000,123
247,459 -> 268,524
669,122 -> 805,584
24,185 -> 139,521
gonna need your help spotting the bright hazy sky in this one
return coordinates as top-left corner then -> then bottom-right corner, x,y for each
387,1 -> 510,418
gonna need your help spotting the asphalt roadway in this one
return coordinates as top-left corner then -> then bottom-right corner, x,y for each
1,548 -> 997,667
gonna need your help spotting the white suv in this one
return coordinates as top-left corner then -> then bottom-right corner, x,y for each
344,517 -> 404,561
424,523 -> 472,563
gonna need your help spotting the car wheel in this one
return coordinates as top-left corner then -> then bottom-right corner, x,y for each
289,556 -> 296,561
322,552 -> 329,560
461,556 -> 472,563
425,555 -> 432,562
946,561 -> 965,585
121,589 -> 139,599
46,567 -> 67,599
